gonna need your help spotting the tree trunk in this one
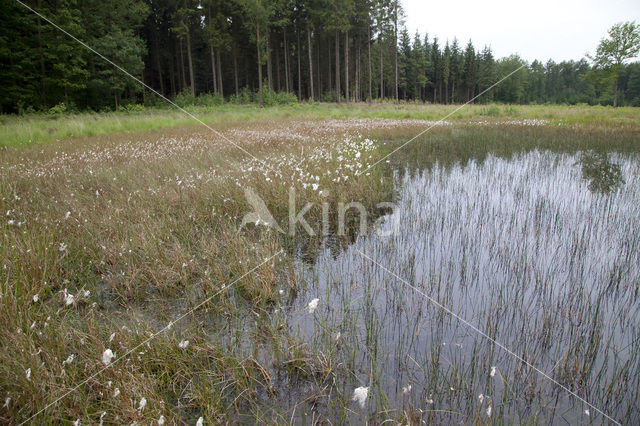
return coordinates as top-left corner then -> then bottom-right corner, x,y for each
345,30 -> 349,104
210,46 -> 218,94
328,39 -> 332,94
613,71 -> 619,108
380,40 -> 384,99
368,28 -> 372,103
356,36 -> 361,102
275,38 -> 281,92
316,40 -> 321,98
256,22 -> 264,107
297,29 -> 302,101
394,4 -> 398,103
233,45 -> 239,96
36,5 -> 47,108
444,82 -> 448,105
266,33 -> 273,91
307,26 -> 314,101
179,40 -> 187,90
141,69 -> 146,104
186,33 -> 195,96
169,49 -> 176,96
335,31 -> 340,103
155,35 -> 164,95
451,80 -> 455,104
283,30 -> 290,93
216,49 -> 223,97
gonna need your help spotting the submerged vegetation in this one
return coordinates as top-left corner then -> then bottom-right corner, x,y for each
1,105 -> 639,423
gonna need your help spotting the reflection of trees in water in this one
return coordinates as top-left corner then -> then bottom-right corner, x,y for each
579,151 -> 625,193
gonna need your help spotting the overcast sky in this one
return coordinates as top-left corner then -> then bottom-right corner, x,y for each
402,0 -> 640,63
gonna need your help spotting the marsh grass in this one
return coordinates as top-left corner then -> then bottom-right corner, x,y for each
1,109 -> 639,423
2,103 -> 640,148
0,114 -> 398,423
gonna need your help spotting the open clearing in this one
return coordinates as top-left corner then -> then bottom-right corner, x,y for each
1,104 -> 639,424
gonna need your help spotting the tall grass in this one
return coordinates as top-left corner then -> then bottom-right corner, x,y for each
2,103 -> 640,148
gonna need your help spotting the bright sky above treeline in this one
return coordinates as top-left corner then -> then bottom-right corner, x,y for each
403,0 -> 640,63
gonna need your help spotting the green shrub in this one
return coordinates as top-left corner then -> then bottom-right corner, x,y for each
119,104 -> 146,114
321,91 -> 338,102
145,92 -> 168,108
263,89 -> 297,106
229,87 -> 253,104
195,93 -> 224,107
174,88 -> 196,107
48,102 -> 68,119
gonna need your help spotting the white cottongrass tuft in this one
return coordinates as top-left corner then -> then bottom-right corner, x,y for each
32,294 -> 39,303
158,415 -> 165,425
3,397 -> 10,408
113,388 -> 120,397
486,405 -> 492,417
102,349 -> 114,366
352,386 -> 369,408
307,298 -> 319,314
478,393 -> 484,403
490,366 -> 497,377
402,384 -> 412,394
585,409 -> 590,416
63,289 -> 75,306
196,417 -> 204,426
25,368 -> 31,381
137,397 -> 147,411
178,340 -> 189,349
65,211 -> 71,220
62,354 -> 75,366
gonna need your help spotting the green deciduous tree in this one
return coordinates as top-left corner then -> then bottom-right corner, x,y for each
589,21 -> 640,107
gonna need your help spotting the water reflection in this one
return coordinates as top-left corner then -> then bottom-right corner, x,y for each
579,150 -> 626,193
285,150 -> 640,423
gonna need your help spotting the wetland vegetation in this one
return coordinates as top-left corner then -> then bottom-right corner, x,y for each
1,104 -> 639,424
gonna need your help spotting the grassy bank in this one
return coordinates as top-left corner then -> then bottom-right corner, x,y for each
2,102 -> 640,148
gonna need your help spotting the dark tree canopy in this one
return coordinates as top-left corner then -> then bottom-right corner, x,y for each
1,1 -> 639,113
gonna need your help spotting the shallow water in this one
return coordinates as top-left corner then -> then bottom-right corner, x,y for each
283,150 -> 640,423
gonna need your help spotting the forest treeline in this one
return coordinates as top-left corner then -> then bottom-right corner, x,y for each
2,0 -> 640,114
